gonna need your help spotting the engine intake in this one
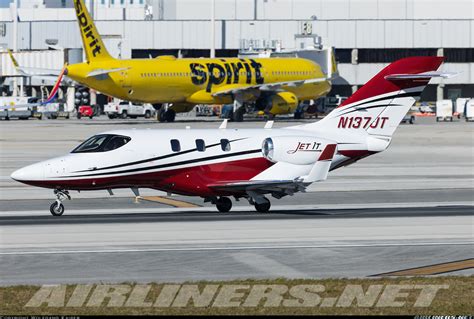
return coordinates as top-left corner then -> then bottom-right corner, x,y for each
262,136 -> 336,165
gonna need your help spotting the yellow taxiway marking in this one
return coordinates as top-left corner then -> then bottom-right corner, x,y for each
139,196 -> 201,208
375,258 -> 474,276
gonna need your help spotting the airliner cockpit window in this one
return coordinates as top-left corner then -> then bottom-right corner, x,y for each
71,134 -> 131,153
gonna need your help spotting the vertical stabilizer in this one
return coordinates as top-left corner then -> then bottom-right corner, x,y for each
73,0 -> 113,62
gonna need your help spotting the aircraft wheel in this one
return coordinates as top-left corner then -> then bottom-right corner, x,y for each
165,109 -> 176,122
254,198 -> 271,213
216,197 -> 232,213
158,108 -> 166,122
50,202 -> 65,216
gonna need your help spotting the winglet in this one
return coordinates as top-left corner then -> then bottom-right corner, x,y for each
7,49 -> 27,76
219,119 -> 228,129
7,49 -> 19,67
303,144 -> 337,183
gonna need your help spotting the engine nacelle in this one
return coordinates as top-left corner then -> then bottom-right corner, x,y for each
268,92 -> 298,115
262,136 -> 336,165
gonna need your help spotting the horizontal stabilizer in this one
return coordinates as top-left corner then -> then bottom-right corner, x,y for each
384,71 -> 458,80
302,144 -> 337,183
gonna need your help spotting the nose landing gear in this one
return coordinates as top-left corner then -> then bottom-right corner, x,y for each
50,189 -> 71,216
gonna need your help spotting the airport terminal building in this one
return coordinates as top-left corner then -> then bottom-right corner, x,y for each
0,0 -> 473,101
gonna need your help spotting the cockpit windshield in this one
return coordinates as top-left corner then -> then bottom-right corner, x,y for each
71,134 -> 131,153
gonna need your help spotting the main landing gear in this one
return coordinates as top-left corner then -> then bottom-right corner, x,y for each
253,197 -> 271,213
212,196 -> 271,213
50,189 -> 71,216
215,197 -> 232,213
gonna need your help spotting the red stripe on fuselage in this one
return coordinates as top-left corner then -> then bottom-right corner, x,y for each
19,157 -> 274,197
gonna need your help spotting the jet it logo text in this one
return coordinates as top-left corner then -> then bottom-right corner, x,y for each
287,142 -> 322,154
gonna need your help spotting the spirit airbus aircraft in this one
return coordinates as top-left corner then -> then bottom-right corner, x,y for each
11,57 -> 451,216
63,0 -> 331,121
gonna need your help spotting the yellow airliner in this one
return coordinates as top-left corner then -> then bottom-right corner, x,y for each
66,0 -> 331,121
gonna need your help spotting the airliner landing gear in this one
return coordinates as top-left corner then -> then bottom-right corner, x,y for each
254,197 -> 271,213
50,189 -> 71,216
215,197 -> 232,213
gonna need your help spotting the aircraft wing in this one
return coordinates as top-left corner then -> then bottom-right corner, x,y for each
212,77 -> 328,97
7,49 -> 61,76
208,180 -> 308,199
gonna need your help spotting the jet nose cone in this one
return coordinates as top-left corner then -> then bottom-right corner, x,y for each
10,164 -> 45,182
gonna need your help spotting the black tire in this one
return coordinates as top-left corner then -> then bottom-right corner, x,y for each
165,109 -> 176,122
50,202 -> 65,216
145,110 -> 151,119
108,114 -> 116,119
121,111 -> 128,119
409,117 -> 415,124
436,117 -> 440,122
77,113 -> 82,119
158,108 -> 166,122
216,197 -> 232,213
254,199 -> 271,213
89,116 -> 94,119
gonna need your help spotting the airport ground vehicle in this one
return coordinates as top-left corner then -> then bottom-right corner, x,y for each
0,96 -> 35,120
10,57 -> 451,216
105,101 -> 156,119
77,105 -> 94,119
465,99 -> 474,122
401,107 -> 417,124
436,100 -> 454,122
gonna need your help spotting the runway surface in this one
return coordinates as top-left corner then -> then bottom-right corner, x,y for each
0,118 -> 473,285
1,195 -> 473,285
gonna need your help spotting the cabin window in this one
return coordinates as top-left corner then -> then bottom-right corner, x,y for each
72,134 -> 131,153
196,139 -> 206,152
170,139 -> 181,152
220,139 -> 231,152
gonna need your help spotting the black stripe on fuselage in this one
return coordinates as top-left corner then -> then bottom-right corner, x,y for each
62,148 -> 262,179
74,137 -> 248,173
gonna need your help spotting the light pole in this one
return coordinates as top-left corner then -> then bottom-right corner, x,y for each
210,0 -> 215,58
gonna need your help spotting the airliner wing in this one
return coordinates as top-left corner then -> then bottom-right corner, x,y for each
212,77 -> 328,97
7,49 -> 61,76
